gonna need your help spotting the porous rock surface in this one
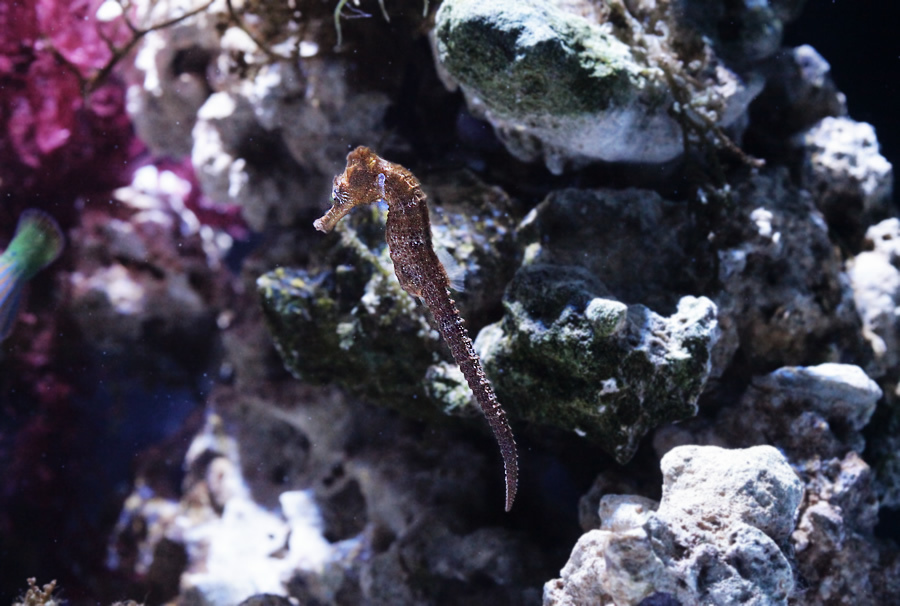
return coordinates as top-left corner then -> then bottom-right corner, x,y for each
798,117 -> 894,247
713,169 -> 865,371
849,219 -> 900,376
544,445 -> 804,605
716,363 -> 881,459
789,452 -> 899,605
845,221 -> 900,509
655,361 -> 898,604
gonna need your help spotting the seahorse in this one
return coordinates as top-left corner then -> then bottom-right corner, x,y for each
314,146 -> 518,511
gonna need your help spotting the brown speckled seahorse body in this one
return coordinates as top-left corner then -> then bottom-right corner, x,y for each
314,146 -> 518,511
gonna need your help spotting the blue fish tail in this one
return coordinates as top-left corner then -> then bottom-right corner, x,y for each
0,259 -> 25,341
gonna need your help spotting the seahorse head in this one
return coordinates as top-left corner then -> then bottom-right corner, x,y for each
314,146 -> 384,232
335,147 -> 384,204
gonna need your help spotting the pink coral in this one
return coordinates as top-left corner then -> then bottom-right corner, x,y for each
0,0 -> 140,200
35,0 -> 130,78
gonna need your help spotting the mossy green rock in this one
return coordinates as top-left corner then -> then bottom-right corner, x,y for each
257,265 -> 440,417
474,263 -> 718,464
434,0 -> 681,172
436,0 -> 637,117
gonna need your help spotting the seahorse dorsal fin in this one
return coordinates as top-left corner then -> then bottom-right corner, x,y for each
435,244 -> 466,293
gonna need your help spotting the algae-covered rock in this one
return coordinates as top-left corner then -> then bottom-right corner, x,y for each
260,171 -> 717,462
420,185 -> 717,462
434,0 -> 681,172
433,0 -> 767,173
475,263 -> 718,464
257,264 -> 438,416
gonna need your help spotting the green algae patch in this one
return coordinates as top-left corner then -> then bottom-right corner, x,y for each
258,265 -> 440,419
435,0 -> 640,117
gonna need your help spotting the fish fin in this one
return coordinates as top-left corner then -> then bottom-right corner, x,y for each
436,245 -> 466,293
0,261 -> 25,341
7,209 -> 64,280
